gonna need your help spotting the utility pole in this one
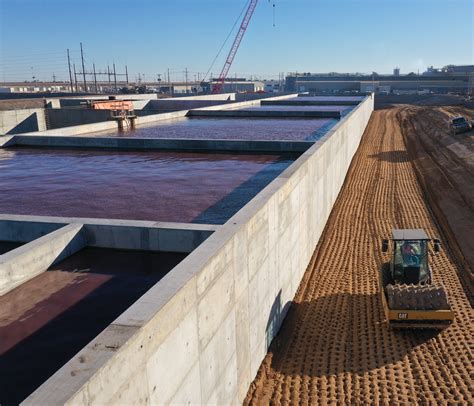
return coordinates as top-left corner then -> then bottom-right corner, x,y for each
93,63 -> 98,93
67,49 -> 74,92
73,63 -> 78,92
125,65 -> 129,85
107,65 -> 111,87
80,42 -> 87,92
168,68 -> 172,96
185,68 -> 188,93
113,63 -> 118,92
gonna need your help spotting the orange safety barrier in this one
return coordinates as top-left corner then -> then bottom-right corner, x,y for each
92,100 -> 134,110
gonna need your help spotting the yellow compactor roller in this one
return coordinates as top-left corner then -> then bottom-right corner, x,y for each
380,229 -> 454,329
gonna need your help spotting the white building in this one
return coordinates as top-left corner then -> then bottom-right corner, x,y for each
210,81 -> 264,93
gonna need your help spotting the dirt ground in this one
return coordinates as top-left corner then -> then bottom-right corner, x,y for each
245,105 -> 473,404
398,104 -> 474,300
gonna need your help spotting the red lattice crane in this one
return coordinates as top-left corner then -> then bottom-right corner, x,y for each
212,0 -> 259,94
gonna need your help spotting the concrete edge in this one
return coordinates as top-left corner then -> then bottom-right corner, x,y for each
6,135 -> 313,153
0,214 -> 219,232
0,135 -> 16,147
0,223 -> 86,296
261,99 -> 361,106
187,110 -> 341,119
192,93 -> 298,111
0,215 -> 218,253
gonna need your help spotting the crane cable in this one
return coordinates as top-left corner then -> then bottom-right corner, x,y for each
201,0 -> 251,84
270,0 -> 276,27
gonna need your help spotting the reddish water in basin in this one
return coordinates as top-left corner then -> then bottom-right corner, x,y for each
0,148 -> 295,224
0,247 -> 186,405
92,117 -> 336,141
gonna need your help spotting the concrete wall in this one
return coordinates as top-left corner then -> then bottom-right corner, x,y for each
46,109 -> 112,129
17,94 -> 297,137
0,215 -> 217,254
0,224 -> 86,295
143,99 -> 234,111
261,99 -> 360,106
188,110 -> 341,119
19,119 -> 118,136
10,135 -> 312,154
235,92 -> 293,102
46,94 -> 160,108
0,108 -> 46,134
24,95 -> 374,405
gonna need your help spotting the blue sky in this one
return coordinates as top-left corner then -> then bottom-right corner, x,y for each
0,0 -> 472,82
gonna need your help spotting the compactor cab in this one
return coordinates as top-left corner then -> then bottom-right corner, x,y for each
380,229 -> 454,329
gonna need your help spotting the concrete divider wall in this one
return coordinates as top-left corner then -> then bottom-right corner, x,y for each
16,94 -> 297,137
0,108 -> 46,134
49,94 -> 160,108
11,135 -> 312,154
143,93 -> 234,110
188,109 -> 341,118
193,93 -> 298,112
0,224 -> 86,295
20,119 -> 118,136
144,99 -> 234,111
0,215 -> 217,254
46,109 -> 111,129
235,92 -> 294,102
0,218 -> 66,241
24,95 -> 373,405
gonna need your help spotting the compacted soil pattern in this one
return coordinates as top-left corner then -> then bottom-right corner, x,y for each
245,107 -> 474,404
397,105 -> 474,296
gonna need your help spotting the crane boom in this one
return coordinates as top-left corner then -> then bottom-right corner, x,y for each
213,0 -> 258,94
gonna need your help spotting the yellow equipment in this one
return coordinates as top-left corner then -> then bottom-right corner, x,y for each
380,229 -> 454,329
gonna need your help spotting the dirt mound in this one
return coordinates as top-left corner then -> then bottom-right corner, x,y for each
374,94 -> 465,110
414,95 -> 465,106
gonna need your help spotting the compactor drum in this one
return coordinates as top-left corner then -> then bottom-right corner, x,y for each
380,229 -> 454,329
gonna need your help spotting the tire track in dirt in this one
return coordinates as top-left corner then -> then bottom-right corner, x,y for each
245,107 -> 474,405
398,106 -> 474,299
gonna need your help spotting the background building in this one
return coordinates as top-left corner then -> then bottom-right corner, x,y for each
285,65 -> 473,94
